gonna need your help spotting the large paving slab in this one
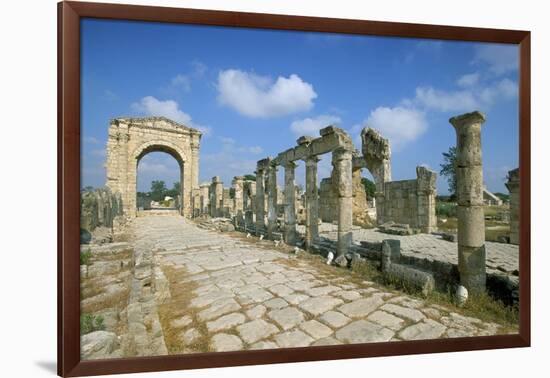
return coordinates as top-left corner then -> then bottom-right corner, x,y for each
124,215 -> 516,356
297,223 -> 519,281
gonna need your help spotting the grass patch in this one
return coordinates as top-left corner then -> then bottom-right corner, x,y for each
157,265 -> 212,354
279,248 -> 518,329
80,313 -> 105,335
426,290 -> 518,330
81,288 -> 130,313
80,248 -> 92,266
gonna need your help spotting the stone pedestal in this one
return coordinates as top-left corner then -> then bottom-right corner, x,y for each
505,168 -> 520,245
333,149 -> 353,257
450,111 -> 487,294
305,156 -> 320,249
267,165 -> 278,239
284,162 -> 297,245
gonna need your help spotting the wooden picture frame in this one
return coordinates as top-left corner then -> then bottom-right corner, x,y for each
58,1 -> 530,376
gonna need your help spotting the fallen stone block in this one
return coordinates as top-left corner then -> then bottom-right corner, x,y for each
383,264 -> 435,296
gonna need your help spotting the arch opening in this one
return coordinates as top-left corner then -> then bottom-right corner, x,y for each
136,150 -> 184,214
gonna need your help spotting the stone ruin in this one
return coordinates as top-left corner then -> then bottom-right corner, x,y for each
193,125 -> 439,260
80,188 -> 124,244
105,117 -> 202,218
82,110 -> 519,300
505,167 -> 520,245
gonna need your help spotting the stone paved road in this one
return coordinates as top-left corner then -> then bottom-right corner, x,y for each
135,215 -> 514,354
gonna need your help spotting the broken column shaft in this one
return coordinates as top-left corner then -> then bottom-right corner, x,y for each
267,164 -> 278,239
450,111 -> 487,294
255,168 -> 266,234
333,148 -> 353,257
305,156 -> 320,249
284,161 -> 297,245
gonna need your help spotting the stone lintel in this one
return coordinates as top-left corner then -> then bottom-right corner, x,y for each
275,129 -> 354,165
297,136 -> 314,145
257,157 -> 273,171
449,111 -> 486,129
319,125 -> 342,136
212,176 -> 222,183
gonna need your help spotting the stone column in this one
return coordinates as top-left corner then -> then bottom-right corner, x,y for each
199,184 -> 209,215
450,111 -> 487,294
267,164 -> 278,239
505,168 -> 520,245
210,176 -> 223,217
284,161 -> 297,245
255,168 -> 266,233
232,176 -> 245,226
305,156 -> 320,249
333,149 -> 353,257
191,136 -> 200,187
233,176 -> 244,214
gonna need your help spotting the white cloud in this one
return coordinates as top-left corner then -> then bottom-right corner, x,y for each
170,74 -> 191,92
103,89 -> 118,101
364,106 -> 428,150
247,146 -> 263,154
473,44 -> 518,75
412,77 -> 518,113
131,96 -> 211,137
138,161 -> 171,174
191,60 -> 207,77
83,136 -> 100,145
217,69 -> 317,118
290,114 -> 341,136
457,72 -> 480,88
90,149 -> 106,157
414,87 -> 479,112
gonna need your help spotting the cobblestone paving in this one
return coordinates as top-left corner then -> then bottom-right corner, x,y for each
133,215 -> 515,354
297,223 -> 519,280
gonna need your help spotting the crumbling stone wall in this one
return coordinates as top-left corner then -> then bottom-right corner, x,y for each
505,167 -> 519,245
319,169 -> 372,228
81,188 -> 124,237
378,166 -> 437,233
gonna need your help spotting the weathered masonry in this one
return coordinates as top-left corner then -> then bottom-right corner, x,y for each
450,111 -> 487,294
264,126 -> 355,257
105,117 -> 201,218
377,166 -> 437,233
193,126 -> 438,250
506,167 -> 520,245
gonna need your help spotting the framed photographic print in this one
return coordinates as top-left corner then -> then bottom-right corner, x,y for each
58,1 -> 530,376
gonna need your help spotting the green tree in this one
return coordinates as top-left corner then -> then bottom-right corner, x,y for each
150,180 -> 167,201
361,177 -> 376,198
243,174 -> 256,181
440,146 -> 457,198
166,181 -> 181,198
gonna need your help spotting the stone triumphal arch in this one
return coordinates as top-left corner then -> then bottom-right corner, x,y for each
105,117 -> 201,218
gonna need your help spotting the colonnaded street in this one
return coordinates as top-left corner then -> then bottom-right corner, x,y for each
80,214 -> 517,359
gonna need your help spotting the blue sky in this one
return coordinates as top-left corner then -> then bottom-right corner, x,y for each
81,18 -> 519,194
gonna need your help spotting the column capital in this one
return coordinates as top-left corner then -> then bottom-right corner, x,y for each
449,111 -> 486,129
283,161 -> 297,169
332,148 -> 353,162
304,155 -> 321,166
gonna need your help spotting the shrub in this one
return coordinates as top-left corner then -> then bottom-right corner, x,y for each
436,201 -> 457,218
80,249 -> 92,266
80,313 -> 105,335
